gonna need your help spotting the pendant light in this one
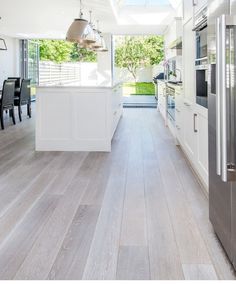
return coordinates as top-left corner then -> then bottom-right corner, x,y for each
97,35 -> 108,52
92,21 -> 103,49
83,11 -> 96,45
66,0 -> 88,43
0,38 -> 7,51
0,17 -> 7,51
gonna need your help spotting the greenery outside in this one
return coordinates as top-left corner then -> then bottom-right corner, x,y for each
38,40 -> 97,63
123,82 -> 155,97
115,35 -> 164,81
36,37 -> 163,96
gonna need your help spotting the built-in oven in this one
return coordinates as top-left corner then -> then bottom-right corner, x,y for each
196,65 -> 208,108
194,6 -> 208,108
167,86 -> 175,125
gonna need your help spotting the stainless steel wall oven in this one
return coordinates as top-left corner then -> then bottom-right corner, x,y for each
194,6 -> 208,108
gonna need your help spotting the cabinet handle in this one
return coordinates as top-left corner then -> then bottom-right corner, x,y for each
193,113 -> 198,133
176,108 -> 180,113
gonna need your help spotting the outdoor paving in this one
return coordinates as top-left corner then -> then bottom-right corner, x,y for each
123,95 -> 157,108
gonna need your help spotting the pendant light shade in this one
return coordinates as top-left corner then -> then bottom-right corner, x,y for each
66,0 -> 88,42
83,11 -> 96,44
79,40 -> 92,49
65,3 -> 107,52
0,18 -> 7,51
0,38 -> 7,51
98,36 -> 108,52
83,24 -> 96,44
92,21 -> 102,49
92,32 -> 102,49
66,19 -> 88,42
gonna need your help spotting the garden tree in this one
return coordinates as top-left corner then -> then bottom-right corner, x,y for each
115,36 -> 164,81
143,36 -> 164,66
39,40 -> 72,63
70,43 -> 97,62
39,40 -> 97,63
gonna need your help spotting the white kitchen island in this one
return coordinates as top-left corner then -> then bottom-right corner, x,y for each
36,83 -> 123,152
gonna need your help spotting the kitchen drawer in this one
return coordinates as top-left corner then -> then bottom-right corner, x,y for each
175,93 -> 183,110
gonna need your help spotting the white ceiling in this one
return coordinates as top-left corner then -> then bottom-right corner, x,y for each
0,0 -> 182,39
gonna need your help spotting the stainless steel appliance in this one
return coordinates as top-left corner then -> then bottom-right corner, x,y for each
196,65 -> 208,108
166,85 -> 175,125
194,6 -> 208,108
208,0 -> 236,269
194,6 -> 208,64
153,73 -> 164,100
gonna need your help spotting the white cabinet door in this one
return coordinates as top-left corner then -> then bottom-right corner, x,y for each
195,112 -> 209,187
111,84 -> 123,137
175,91 -> 184,144
183,18 -> 196,104
183,0 -> 194,23
158,83 -> 167,123
183,103 -> 196,163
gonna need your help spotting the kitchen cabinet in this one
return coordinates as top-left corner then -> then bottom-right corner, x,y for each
164,18 -> 182,60
157,81 -> 167,125
175,89 -> 184,144
182,102 -> 196,163
183,0 -> 194,23
111,84 -> 123,137
36,83 -> 123,152
163,83 -> 208,187
183,18 -> 196,104
178,102 -> 209,187
195,110 -> 209,188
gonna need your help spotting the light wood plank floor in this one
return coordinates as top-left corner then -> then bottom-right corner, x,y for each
0,106 -> 235,280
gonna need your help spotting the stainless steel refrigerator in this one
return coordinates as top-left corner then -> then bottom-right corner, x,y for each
208,0 -> 236,269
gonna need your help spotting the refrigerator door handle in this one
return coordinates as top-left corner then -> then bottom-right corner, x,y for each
216,17 -> 222,177
217,15 -> 236,182
220,15 -> 228,182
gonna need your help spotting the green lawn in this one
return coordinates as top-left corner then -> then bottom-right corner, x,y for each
123,82 -> 155,96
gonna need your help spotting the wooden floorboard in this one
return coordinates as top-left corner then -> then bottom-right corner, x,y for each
0,106 -> 235,280
116,246 -> 150,280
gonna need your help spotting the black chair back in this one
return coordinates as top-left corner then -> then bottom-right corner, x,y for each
8,77 -> 21,88
1,80 -> 15,109
20,79 -> 31,104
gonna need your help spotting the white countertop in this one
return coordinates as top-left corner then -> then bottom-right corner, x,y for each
36,82 -> 122,90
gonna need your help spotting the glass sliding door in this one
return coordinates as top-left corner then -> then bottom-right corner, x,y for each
20,39 -> 39,100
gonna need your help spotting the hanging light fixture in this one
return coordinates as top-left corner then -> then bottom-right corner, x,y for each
97,35 -> 108,52
0,17 -> 7,51
66,3 -> 107,52
0,38 -> 7,51
83,11 -> 96,45
92,21 -> 103,49
66,0 -> 88,43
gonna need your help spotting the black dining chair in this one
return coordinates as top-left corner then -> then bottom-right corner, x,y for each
8,77 -> 21,88
8,77 -> 21,97
14,79 -> 31,122
0,80 -> 16,130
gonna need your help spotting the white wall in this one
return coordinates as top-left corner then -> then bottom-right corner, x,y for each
97,34 -> 112,86
115,66 -> 153,83
0,35 -> 20,87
